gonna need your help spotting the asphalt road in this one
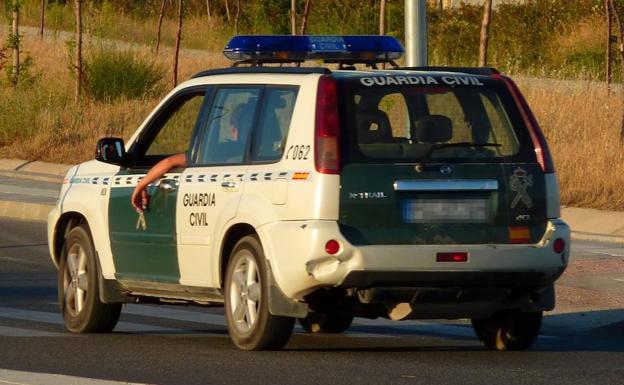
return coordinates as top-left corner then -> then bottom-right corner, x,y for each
0,218 -> 623,385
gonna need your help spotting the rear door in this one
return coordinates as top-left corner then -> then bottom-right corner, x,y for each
176,86 -> 262,287
337,73 -> 546,245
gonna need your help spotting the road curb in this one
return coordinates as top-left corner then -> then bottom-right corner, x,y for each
0,200 -> 52,222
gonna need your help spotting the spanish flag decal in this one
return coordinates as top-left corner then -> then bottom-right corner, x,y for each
509,226 -> 531,244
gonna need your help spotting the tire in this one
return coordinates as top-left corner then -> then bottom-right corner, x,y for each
224,235 -> 294,350
471,310 -> 543,351
58,225 -> 121,333
299,311 -> 354,333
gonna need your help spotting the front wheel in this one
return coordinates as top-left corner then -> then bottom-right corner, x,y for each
58,225 -> 121,333
472,310 -> 543,351
224,235 -> 294,350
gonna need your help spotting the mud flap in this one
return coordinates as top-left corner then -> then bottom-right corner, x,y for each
95,252 -> 132,304
266,261 -> 309,318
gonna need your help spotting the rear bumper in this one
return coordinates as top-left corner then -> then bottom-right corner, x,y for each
259,218 -> 570,299
339,270 -> 560,288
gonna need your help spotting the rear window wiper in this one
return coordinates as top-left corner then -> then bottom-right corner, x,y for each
419,142 -> 502,163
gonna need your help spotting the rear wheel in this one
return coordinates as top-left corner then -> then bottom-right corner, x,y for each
58,225 -> 121,333
472,310 -> 543,351
224,235 -> 294,350
299,311 -> 354,333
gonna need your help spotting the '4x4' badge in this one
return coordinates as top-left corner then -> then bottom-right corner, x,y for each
510,167 -> 533,208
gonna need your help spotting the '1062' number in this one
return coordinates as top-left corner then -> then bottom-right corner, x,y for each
285,145 -> 310,160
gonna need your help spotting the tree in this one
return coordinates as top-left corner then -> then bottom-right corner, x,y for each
206,0 -> 211,21
39,0 -> 45,38
300,0 -> 311,35
379,0 -> 386,35
478,0 -> 492,67
224,0 -> 230,22
74,0 -> 83,100
10,0 -> 19,86
606,0 -> 613,89
234,0 -> 240,34
291,0 -> 297,35
156,0 -> 167,53
173,0 -> 183,87
608,0 -> 624,141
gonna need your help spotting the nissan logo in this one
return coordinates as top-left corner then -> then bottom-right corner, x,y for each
440,165 -> 453,175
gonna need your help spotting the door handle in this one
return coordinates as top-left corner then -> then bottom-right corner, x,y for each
158,179 -> 177,193
221,181 -> 237,189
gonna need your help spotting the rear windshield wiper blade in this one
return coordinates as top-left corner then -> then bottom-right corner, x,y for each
419,142 -> 502,163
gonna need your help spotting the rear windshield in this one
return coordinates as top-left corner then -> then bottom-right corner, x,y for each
337,74 -> 533,163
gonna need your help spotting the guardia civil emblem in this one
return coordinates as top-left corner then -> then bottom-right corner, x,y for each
510,167 -> 533,208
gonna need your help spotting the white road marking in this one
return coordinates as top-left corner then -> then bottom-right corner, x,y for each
0,325 -> 64,338
0,369 -> 148,385
0,304 -> 556,340
0,307 -> 189,334
614,278 -> 624,283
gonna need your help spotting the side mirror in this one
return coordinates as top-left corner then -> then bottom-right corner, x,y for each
95,137 -> 127,166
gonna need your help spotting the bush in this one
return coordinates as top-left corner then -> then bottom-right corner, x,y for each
85,48 -> 164,102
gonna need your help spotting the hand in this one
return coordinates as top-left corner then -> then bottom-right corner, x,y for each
131,185 -> 149,212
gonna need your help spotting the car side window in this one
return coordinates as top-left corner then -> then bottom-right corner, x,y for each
251,87 -> 298,162
197,88 -> 261,165
129,90 -> 207,167
145,93 -> 206,157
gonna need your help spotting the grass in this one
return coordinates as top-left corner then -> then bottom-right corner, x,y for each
0,27 -> 623,211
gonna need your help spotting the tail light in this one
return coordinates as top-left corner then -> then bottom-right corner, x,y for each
495,74 -> 555,173
315,76 -> 340,174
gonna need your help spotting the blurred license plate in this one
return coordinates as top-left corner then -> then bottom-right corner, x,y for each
402,199 -> 489,223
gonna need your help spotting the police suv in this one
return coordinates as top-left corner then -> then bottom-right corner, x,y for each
47,35 -> 570,351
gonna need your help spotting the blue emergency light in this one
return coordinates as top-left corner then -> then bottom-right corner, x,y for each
223,35 -> 404,63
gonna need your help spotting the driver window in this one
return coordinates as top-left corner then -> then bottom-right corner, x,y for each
144,93 -> 206,157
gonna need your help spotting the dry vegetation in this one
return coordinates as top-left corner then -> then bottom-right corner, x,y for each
517,78 -> 624,210
1,25 -> 623,210
0,28 -> 227,162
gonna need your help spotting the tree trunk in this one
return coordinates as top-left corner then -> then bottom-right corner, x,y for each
224,0 -> 230,22
606,0 -> 613,89
206,0 -> 211,21
291,0 -> 297,35
74,0 -> 82,100
156,0 -> 166,53
39,0 -> 45,38
234,0 -> 240,34
11,3 -> 19,86
379,0 -> 386,35
478,0 -> 492,67
300,0 -> 311,35
608,0 -> 624,141
173,0 -> 183,87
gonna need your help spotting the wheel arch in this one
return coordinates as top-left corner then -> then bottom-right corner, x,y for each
52,211 -> 89,267
219,222 -> 258,287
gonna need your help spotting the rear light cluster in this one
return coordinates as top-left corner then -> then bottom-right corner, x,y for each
436,252 -> 469,263
553,238 -> 565,254
494,74 -> 555,174
315,76 -> 340,174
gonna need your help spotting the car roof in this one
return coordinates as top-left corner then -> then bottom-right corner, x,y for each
191,66 -> 499,80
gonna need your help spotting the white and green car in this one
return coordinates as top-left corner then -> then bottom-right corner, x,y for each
47,35 -> 570,351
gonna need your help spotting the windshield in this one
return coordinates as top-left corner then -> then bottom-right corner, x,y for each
339,74 -> 531,163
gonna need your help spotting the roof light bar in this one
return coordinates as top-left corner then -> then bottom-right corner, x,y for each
223,35 -> 404,63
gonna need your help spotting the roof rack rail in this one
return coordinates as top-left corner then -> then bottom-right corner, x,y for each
399,66 -> 500,76
192,66 -> 331,79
